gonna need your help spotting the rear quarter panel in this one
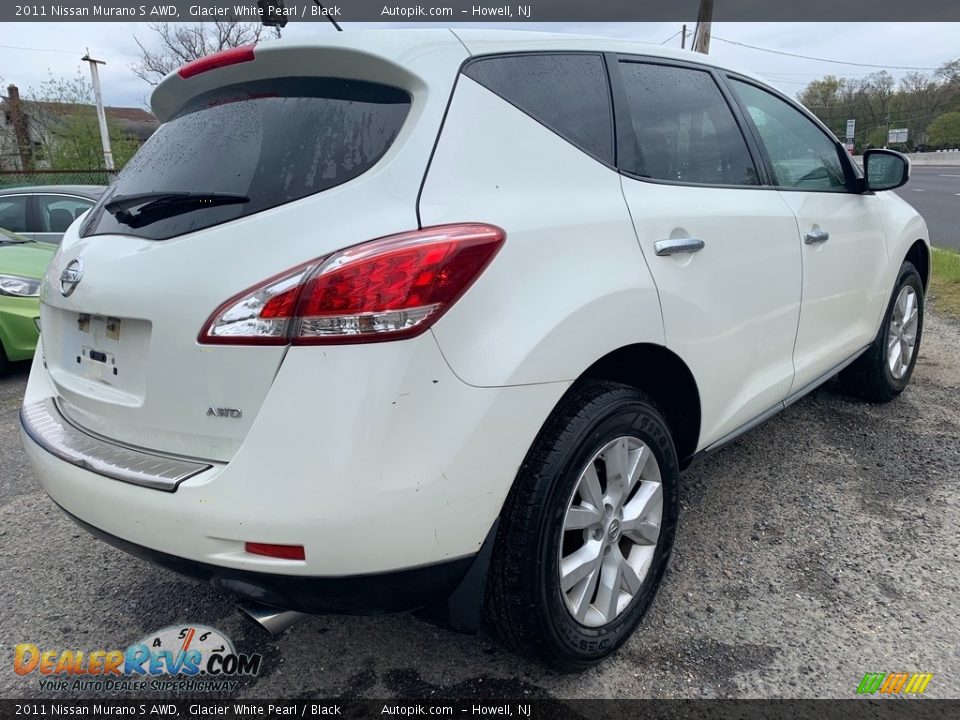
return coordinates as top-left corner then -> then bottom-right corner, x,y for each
420,76 -> 663,387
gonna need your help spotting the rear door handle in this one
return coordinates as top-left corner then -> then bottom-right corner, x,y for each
654,238 -> 705,256
804,228 -> 830,245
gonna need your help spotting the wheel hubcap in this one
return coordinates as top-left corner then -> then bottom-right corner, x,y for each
558,436 -> 663,628
887,285 -> 919,380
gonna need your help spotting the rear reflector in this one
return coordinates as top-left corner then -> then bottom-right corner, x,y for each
178,45 -> 256,79
245,542 -> 306,561
199,223 -> 505,346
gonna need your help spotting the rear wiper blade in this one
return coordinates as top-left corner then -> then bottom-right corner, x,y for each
104,191 -> 249,228
104,191 -> 247,215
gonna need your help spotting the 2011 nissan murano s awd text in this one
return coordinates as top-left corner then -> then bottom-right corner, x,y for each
20,30 -> 929,670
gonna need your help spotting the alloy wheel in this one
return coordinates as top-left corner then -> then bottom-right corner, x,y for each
887,285 -> 919,380
558,436 -> 663,627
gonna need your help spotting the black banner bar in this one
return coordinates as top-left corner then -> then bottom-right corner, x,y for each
3,700 -> 960,719
4,0 -> 960,23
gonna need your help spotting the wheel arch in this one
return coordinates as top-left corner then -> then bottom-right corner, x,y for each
578,343 -> 702,467
905,239 -> 930,292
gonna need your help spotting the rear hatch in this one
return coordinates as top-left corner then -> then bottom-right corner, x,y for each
39,33 -> 467,462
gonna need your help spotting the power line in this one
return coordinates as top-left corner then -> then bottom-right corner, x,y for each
659,30 -> 682,45
713,36 -> 939,72
763,70 -> 884,78
0,43 -> 84,55
765,78 -> 823,86
807,107 -> 960,124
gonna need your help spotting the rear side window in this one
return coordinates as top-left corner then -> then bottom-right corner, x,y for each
619,62 -> 759,187
82,77 -> 410,241
464,54 -> 614,165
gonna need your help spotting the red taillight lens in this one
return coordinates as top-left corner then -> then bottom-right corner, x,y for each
177,45 -> 256,79
199,223 -> 505,346
244,542 -> 305,561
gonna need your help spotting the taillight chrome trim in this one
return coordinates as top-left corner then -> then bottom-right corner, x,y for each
20,398 -> 213,492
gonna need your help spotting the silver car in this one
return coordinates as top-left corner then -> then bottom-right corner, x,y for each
0,185 -> 105,244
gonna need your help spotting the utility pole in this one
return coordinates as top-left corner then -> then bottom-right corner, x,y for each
5,84 -> 34,170
81,50 -> 114,171
692,0 -> 713,54
681,24 -> 688,49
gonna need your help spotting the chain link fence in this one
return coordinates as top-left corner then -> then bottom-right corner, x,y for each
0,169 -> 115,189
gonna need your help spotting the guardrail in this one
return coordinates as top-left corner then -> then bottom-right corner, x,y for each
904,151 -> 960,167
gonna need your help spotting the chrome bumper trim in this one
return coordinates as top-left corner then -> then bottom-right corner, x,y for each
20,398 -> 211,492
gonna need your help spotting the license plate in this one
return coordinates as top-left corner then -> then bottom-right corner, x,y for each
74,314 -> 122,382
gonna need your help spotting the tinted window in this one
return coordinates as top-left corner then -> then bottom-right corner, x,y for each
730,79 -> 848,192
464,54 -> 614,165
82,77 -> 410,241
37,195 -> 94,233
619,62 -> 759,186
0,196 -> 28,233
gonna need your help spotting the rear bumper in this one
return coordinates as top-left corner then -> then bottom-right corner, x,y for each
21,398 -> 211,491
59,502 -> 474,614
22,332 -> 568,579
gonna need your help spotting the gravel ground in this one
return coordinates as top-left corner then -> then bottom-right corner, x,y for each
1,312 -> 958,700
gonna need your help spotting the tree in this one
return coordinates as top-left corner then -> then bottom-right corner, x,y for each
797,75 -> 846,136
27,71 -> 140,170
927,112 -> 960,148
797,60 -> 960,152
936,59 -> 960,88
131,22 -> 279,86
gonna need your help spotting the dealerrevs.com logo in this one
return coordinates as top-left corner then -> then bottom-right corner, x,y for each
14,625 -> 262,693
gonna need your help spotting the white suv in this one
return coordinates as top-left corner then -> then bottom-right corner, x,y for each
21,30 -> 928,670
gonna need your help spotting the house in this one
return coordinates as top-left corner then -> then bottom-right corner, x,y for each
0,84 -> 159,170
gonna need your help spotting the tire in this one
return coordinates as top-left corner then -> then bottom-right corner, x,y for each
840,261 -> 924,403
484,380 -> 679,671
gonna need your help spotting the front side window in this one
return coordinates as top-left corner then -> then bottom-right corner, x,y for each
464,53 -> 614,165
730,79 -> 848,192
619,62 -> 759,186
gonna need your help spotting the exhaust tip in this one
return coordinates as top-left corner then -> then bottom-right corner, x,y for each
237,600 -> 308,636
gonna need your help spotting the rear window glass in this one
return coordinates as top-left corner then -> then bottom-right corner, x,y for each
463,54 -> 614,165
82,77 -> 410,241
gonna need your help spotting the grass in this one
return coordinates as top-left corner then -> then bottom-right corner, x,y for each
931,247 -> 960,317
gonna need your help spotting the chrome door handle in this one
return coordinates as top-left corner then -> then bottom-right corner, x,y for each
654,238 -> 705,256
804,229 -> 830,244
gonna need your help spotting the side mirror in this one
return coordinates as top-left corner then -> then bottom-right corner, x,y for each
863,149 -> 910,191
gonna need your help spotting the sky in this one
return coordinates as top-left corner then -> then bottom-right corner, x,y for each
1,22 -> 958,111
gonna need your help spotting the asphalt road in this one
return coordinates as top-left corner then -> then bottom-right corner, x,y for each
898,166 -> 960,251
1,311 -> 959,700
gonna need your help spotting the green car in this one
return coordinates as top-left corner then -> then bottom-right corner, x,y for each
0,226 -> 56,372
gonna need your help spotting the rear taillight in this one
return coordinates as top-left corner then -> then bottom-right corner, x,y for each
177,45 -> 256,79
199,223 -> 505,346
